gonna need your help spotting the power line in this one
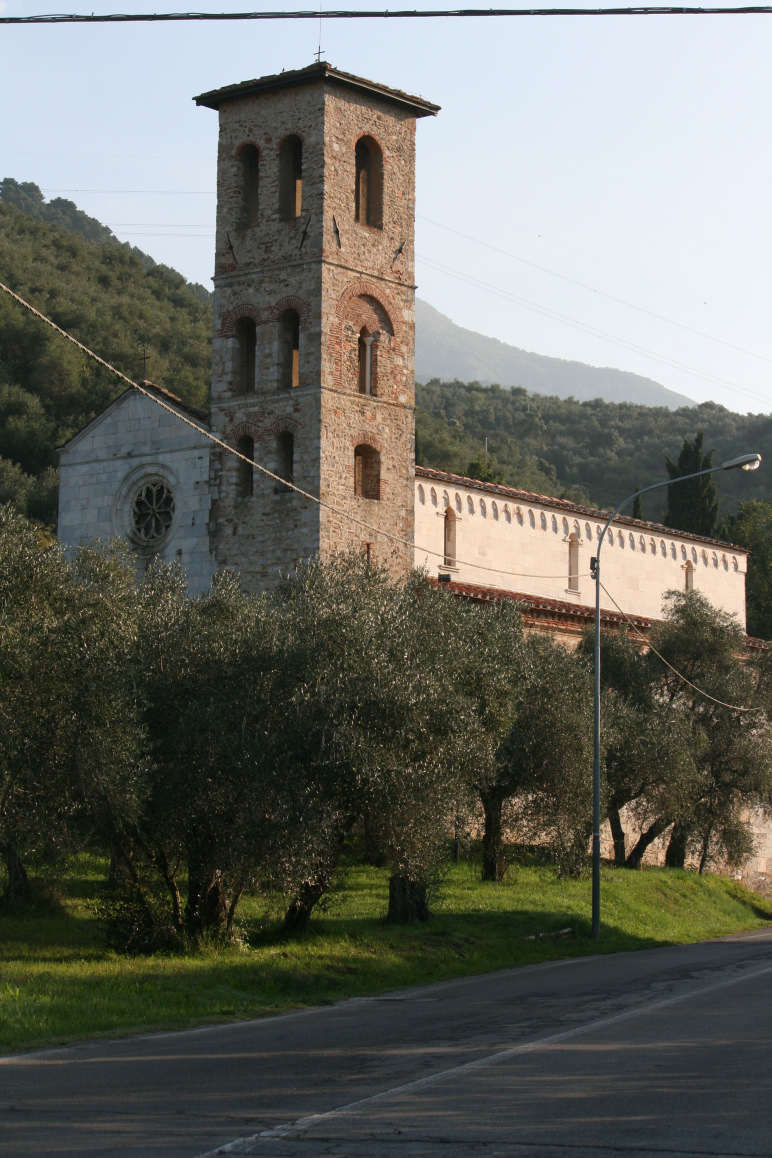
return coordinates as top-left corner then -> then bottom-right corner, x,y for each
419,215 -> 772,367
0,277 -> 572,584
417,252 -> 771,401
2,7 -> 771,23
599,581 -> 762,712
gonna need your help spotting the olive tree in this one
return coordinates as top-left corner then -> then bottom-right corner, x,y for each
0,509 -> 146,901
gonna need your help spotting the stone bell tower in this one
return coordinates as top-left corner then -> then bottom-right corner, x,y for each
194,63 -> 439,589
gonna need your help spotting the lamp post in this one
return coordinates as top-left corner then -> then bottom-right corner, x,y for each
590,452 -> 761,940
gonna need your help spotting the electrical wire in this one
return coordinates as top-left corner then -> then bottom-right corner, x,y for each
2,8 -> 771,23
418,215 -> 772,367
417,252 -> 767,399
0,277 -> 758,656
599,580 -> 763,712
0,278 -> 576,583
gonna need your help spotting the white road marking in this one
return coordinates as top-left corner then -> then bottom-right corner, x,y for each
194,958 -> 772,1156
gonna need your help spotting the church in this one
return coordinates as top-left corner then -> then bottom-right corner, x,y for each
56,61 -> 750,645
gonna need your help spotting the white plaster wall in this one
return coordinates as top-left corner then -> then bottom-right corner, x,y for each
57,391 -> 215,594
414,473 -> 748,630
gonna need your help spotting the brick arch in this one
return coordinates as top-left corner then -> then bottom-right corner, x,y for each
234,139 -> 262,161
266,416 -> 300,438
352,432 -> 384,454
335,281 -> 403,345
268,295 -> 312,325
219,303 -> 264,338
228,419 -> 262,443
331,282 -> 407,396
275,127 -> 306,151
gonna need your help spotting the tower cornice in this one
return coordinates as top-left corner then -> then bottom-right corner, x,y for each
194,62 -> 440,119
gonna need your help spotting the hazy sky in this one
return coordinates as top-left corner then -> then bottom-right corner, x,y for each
1,1 -> 770,413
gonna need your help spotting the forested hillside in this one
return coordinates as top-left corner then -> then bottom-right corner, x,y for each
0,180 -> 211,521
416,379 -> 772,522
2,182 -> 771,533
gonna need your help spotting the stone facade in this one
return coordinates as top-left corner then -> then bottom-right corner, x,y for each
195,63 -> 439,590
57,386 -> 214,591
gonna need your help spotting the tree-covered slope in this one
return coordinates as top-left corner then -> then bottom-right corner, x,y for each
3,182 -> 771,534
416,379 -> 772,522
0,181 -> 212,521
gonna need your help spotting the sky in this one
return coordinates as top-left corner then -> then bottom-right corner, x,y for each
1,1 -> 770,414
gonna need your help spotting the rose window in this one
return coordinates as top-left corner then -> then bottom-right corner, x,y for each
131,479 -> 175,545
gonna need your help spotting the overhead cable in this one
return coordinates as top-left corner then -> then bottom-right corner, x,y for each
2,8 -> 771,24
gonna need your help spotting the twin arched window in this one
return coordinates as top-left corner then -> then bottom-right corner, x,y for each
235,317 -> 256,394
355,136 -> 383,229
278,309 -> 300,388
358,328 -> 378,395
279,135 -> 303,221
238,144 -> 260,228
235,435 -> 254,499
275,431 -> 294,493
354,444 -> 380,500
238,133 -> 382,230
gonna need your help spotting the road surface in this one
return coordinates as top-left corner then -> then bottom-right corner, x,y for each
2,929 -> 771,1157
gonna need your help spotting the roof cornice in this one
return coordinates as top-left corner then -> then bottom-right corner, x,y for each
194,62 -> 440,118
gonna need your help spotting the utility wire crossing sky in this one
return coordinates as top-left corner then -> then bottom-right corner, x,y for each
1,1 -> 770,412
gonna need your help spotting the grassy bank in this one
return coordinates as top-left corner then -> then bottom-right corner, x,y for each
1,856 -> 770,1055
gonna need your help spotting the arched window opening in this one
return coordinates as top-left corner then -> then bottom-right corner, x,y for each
354,444 -> 380,500
354,136 -> 383,228
238,144 -> 260,228
684,560 -> 694,592
279,135 -> 302,220
235,317 -> 256,394
444,508 -> 457,567
568,533 -> 580,592
236,435 -> 254,499
418,484 -> 425,505
275,431 -> 294,493
278,309 -> 300,388
358,328 -> 378,395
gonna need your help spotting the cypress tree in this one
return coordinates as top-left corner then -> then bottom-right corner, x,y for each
664,431 -> 719,538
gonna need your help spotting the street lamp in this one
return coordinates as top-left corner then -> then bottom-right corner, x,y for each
590,452 -> 761,939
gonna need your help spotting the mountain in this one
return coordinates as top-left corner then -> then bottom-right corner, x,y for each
415,299 -> 695,410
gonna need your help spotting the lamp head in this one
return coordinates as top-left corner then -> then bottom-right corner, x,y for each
722,453 -> 762,472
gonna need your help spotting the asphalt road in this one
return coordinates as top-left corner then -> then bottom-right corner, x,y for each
2,929 -> 771,1157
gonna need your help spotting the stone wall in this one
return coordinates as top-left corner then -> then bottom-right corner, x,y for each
57,389 -> 214,593
201,66 -> 436,588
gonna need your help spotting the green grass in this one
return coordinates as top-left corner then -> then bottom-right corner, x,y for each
1,854 -> 770,1055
